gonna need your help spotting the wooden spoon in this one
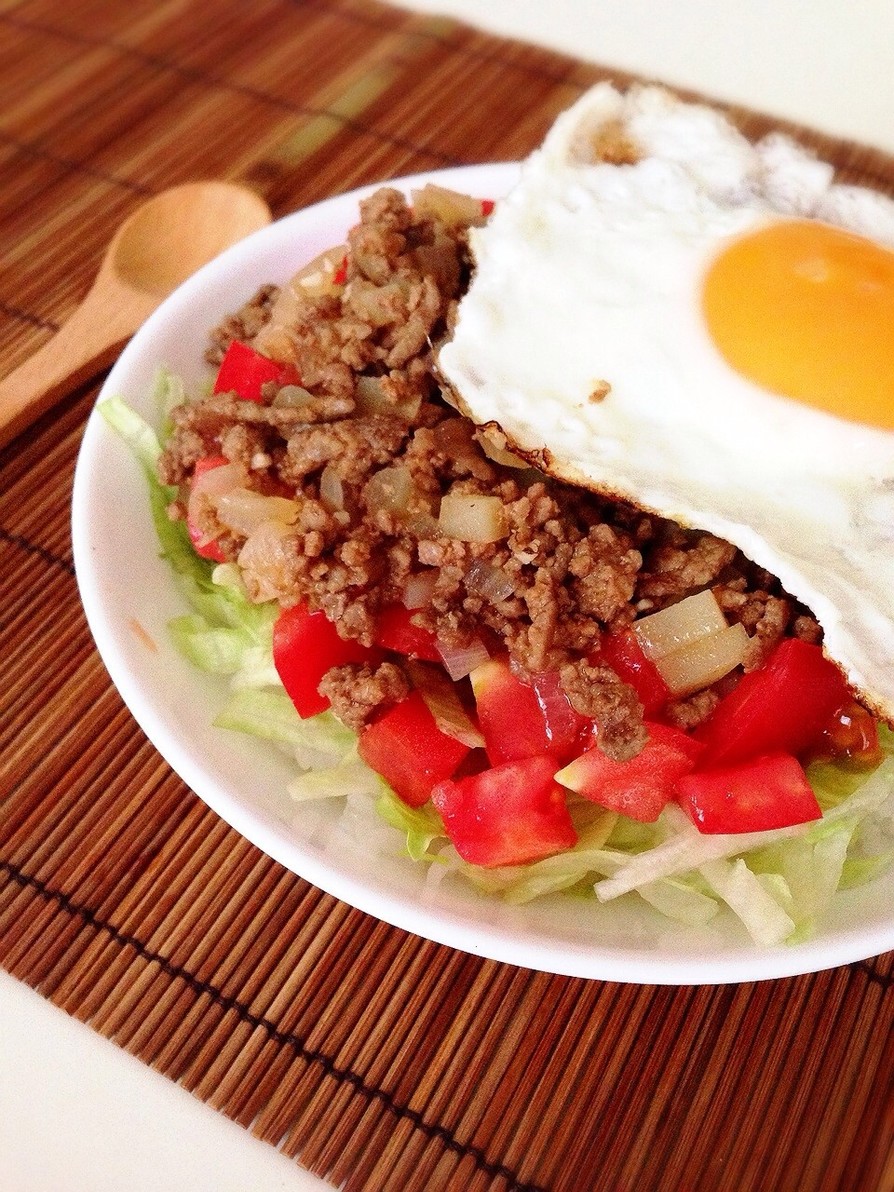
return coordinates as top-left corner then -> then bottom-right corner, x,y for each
0,180 -> 272,449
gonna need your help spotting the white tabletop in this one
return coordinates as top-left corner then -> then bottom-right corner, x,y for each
401,0 -> 894,153
4,4 -> 892,1190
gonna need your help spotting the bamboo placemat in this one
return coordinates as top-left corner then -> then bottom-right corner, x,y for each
3,2 -> 894,1188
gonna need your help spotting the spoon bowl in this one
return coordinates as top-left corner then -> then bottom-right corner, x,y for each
0,180 -> 271,449
110,182 -> 272,298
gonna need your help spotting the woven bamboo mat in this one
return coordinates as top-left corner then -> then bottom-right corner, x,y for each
3,1 -> 894,1188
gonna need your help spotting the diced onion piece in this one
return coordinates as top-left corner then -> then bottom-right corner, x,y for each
363,465 -> 413,515
475,428 -> 529,469
438,493 -> 506,543
319,464 -> 345,512
253,245 -> 346,356
654,622 -> 750,696
365,466 -> 438,535
437,636 -> 490,681
410,184 -> 487,227
187,461 -> 243,544
464,558 -> 515,603
633,589 -> 728,660
406,661 -> 486,748
355,374 -> 386,411
214,489 -> 299,535
355,374 -> 422,421
293,245 -> 347,292
406,513 -> 441,538
191,461 -> 242,497
236,520 -> 295,604
403,570 -> 438,609
272,384 -> 315,408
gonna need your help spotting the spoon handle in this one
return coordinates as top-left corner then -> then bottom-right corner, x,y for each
0,295 -> 143,450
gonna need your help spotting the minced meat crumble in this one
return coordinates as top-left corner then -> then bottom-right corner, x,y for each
158,185 -> 821,754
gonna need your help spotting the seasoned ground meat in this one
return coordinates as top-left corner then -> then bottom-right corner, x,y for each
318,661 -> 410,731
160,185 -> 827,753
636,529 -> 737,609
206,284 -> 279,366
664,688 -> 722,732
280,414 -> 409,486
714,582 -> 792,670
559,660 -> 647,760
792,614 -> 823,644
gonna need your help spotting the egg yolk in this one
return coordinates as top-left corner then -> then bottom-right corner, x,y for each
702,219 -> 894,429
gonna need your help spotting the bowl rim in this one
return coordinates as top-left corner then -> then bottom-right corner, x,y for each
72,162 -> 894,985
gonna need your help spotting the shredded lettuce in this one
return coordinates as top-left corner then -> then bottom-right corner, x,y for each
698,857 -> 796,946
109,378 -> 894,948
590,758 -> 894,944
376,790 -> 446,861
100,391 -> 202,577
636,876 -> 719,927
102,387 -> 358,776
168,615 -> 251,673
100,391 -> 165,472
455,813 -> 621,903
289,757 -> 386,803
151,365 -> 186,440
840,853 -> 894,890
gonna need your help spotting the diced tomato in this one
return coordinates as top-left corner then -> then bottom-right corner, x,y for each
528,670 -> 591,758
648,720 -> 706,765
190,533 -> 227,563
213,340 -> 301,402
676,753 -> 822,834
188,530 -> 228,562
814,700 -> 882,768
431,755 -> 577,866
193,455 -> 230,475
187,456 -> 229,562
358,691 -> 471,808
470,659 -> 547,763
594,630 -> 671,716
470,658 -> 588,766
332,253 -> 348,285
273,603 -> 381,719
373,604 -> 441,661
480,198 -> 495,216
556,721 -> 704,823
695,638 -> 850,767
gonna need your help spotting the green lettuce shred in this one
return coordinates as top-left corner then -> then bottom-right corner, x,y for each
289,758 -> 386,803
375,790 -> 446,862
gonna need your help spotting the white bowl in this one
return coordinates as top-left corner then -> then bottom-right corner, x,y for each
72,164 -> 894,984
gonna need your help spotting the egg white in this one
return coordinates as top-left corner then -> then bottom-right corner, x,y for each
438,83 -> 894,720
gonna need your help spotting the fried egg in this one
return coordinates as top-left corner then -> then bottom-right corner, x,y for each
438,83 -> 894,721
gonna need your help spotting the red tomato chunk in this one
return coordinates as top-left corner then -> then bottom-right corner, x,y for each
273,604 -> 381,719
556,722 -> 703,823
213,340 -> 301,403
594,630 -> 671,717
695,638 -> 850,767
471,658 -> 588,766
187,455 -> 229,562
373,604 -> 442,661
358,691 -> 470,808
432,755 -> 578,867
676,753 -> 822,834
332,254 -> 349,285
